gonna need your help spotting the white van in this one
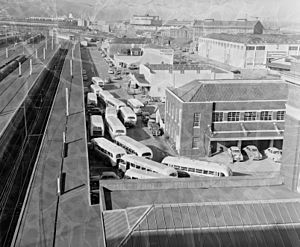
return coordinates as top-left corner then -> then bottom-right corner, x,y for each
119,106 -> 137,127
91,77 -> 104,87
87,93 -> 97,107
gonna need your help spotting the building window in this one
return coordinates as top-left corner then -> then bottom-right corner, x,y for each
192,137 -> 200,149
193,113 -> 201,127
246,46 -> 255,50
260,111 -> 273,121
212,112 -> 223,122
289,46 -> 298,51
276,111 -> 285,120
256,46 -> 265,50
244,112 -> 257,121
227,112 -> 240,122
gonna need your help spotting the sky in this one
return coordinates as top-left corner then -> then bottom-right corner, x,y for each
1,0 -> 300,24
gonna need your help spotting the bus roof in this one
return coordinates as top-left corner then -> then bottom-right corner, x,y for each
121,155 -> 175,174
127,98 -> 144,107
90,84 -> 102,90
115,136 -> 152,153
161,156 -> 231,173
120,106 -> 136,116
107,97 -> 126,106
87,92 -> 97,100
106,116 -> 126,130
99,90 -> 114,97
105,106 -> 117,114
125,168 -> 170,179
92,76 -> 104,82
92,138 -> 126,154
90,115 -> 104,127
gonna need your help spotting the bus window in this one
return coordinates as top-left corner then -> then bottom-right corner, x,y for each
188,168 -> 195,172
174,165 -> 180,169
131,163 -> 135,168
220,173 -> 225,177
147,169 -> 151,172
170,172 -> 177,177
136,165 -> 141,169
141,167 -> 146,170
116,154 -> 123,158
203,170 -> 208,175
181,167 -> 187,171
196,169 -> 202,173
209,171 -> 214,175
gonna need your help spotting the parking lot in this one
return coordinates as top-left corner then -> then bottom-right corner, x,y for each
82,46 -> 281,190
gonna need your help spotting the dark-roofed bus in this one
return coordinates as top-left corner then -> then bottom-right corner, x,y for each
114,135 -> 153,159
124,168 -> 172,179
119,155 -> 178,177
161,156 -> 232,177
91,138 -> 126,166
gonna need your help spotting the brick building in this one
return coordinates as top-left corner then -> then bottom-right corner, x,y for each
165,79 -> 287,157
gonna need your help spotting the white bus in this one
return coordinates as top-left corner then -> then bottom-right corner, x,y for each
87,92 -> 97,107
119,155 -> 178,177
106,97 -> 126,111
99,90 -> 114,104
91,77 -> 104,87
91,138 -> 126,166
90,115 -> 104,137
105,116 -> 126,139
161,156 -> 232,177
119,107 -> 137,127
105,106 -> 117,118
124,168 -> 171,179
127,98 -> 144,115
114,136 -> 153,159
90,84 -> 102,96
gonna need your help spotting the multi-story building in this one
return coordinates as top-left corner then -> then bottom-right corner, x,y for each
130,14 -> 162,30
160,26 -> 193,42
139,63 -> 233,100
198,33 -> 300,68
192,19 -> 264,40
165,79 -> 287,157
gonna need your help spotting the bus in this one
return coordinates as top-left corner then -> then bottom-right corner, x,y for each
87,92 -> 97,107
91,138 -> 126,166
119,107 -> 137,127
105,116 -> 126,139
127,98 -> 144,115
124,168 -> 171,179
90,84 -> 102,96
119,155 -> 178,177
99,90 -> 114,104
106,97 -> 126,111
91,77 -> 104,87
105,106 -> 117,118
161,156 -> 232,177
114,135 -> 153,159
90,115 -> 104,137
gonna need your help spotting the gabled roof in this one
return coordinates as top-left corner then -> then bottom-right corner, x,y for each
163,19 -> 193,27
170,79 -> 287,102
110,37 -> 151,44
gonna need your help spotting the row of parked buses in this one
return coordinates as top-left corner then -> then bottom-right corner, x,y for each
87,73 -> 233,180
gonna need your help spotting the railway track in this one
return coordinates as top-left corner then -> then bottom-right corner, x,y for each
0,44 -> 69,246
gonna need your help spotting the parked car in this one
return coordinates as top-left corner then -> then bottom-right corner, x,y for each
228,146 -> 243,162
112,75 -> 122,80
108,69 -> 114,74
243,145 -> 263,160
100,171 -> 120,180
264,147 -> 282,162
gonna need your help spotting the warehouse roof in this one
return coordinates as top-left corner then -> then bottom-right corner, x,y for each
204,33 -> 300,44
144,63 -> 226,73
103,199 -> 300,247
169,79 -> 287,102
193,19 -> 261,28
163,19 -> 193,27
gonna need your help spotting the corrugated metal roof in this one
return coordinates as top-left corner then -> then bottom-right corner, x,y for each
170,79 -> 287,102
111,200 -> 300,246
